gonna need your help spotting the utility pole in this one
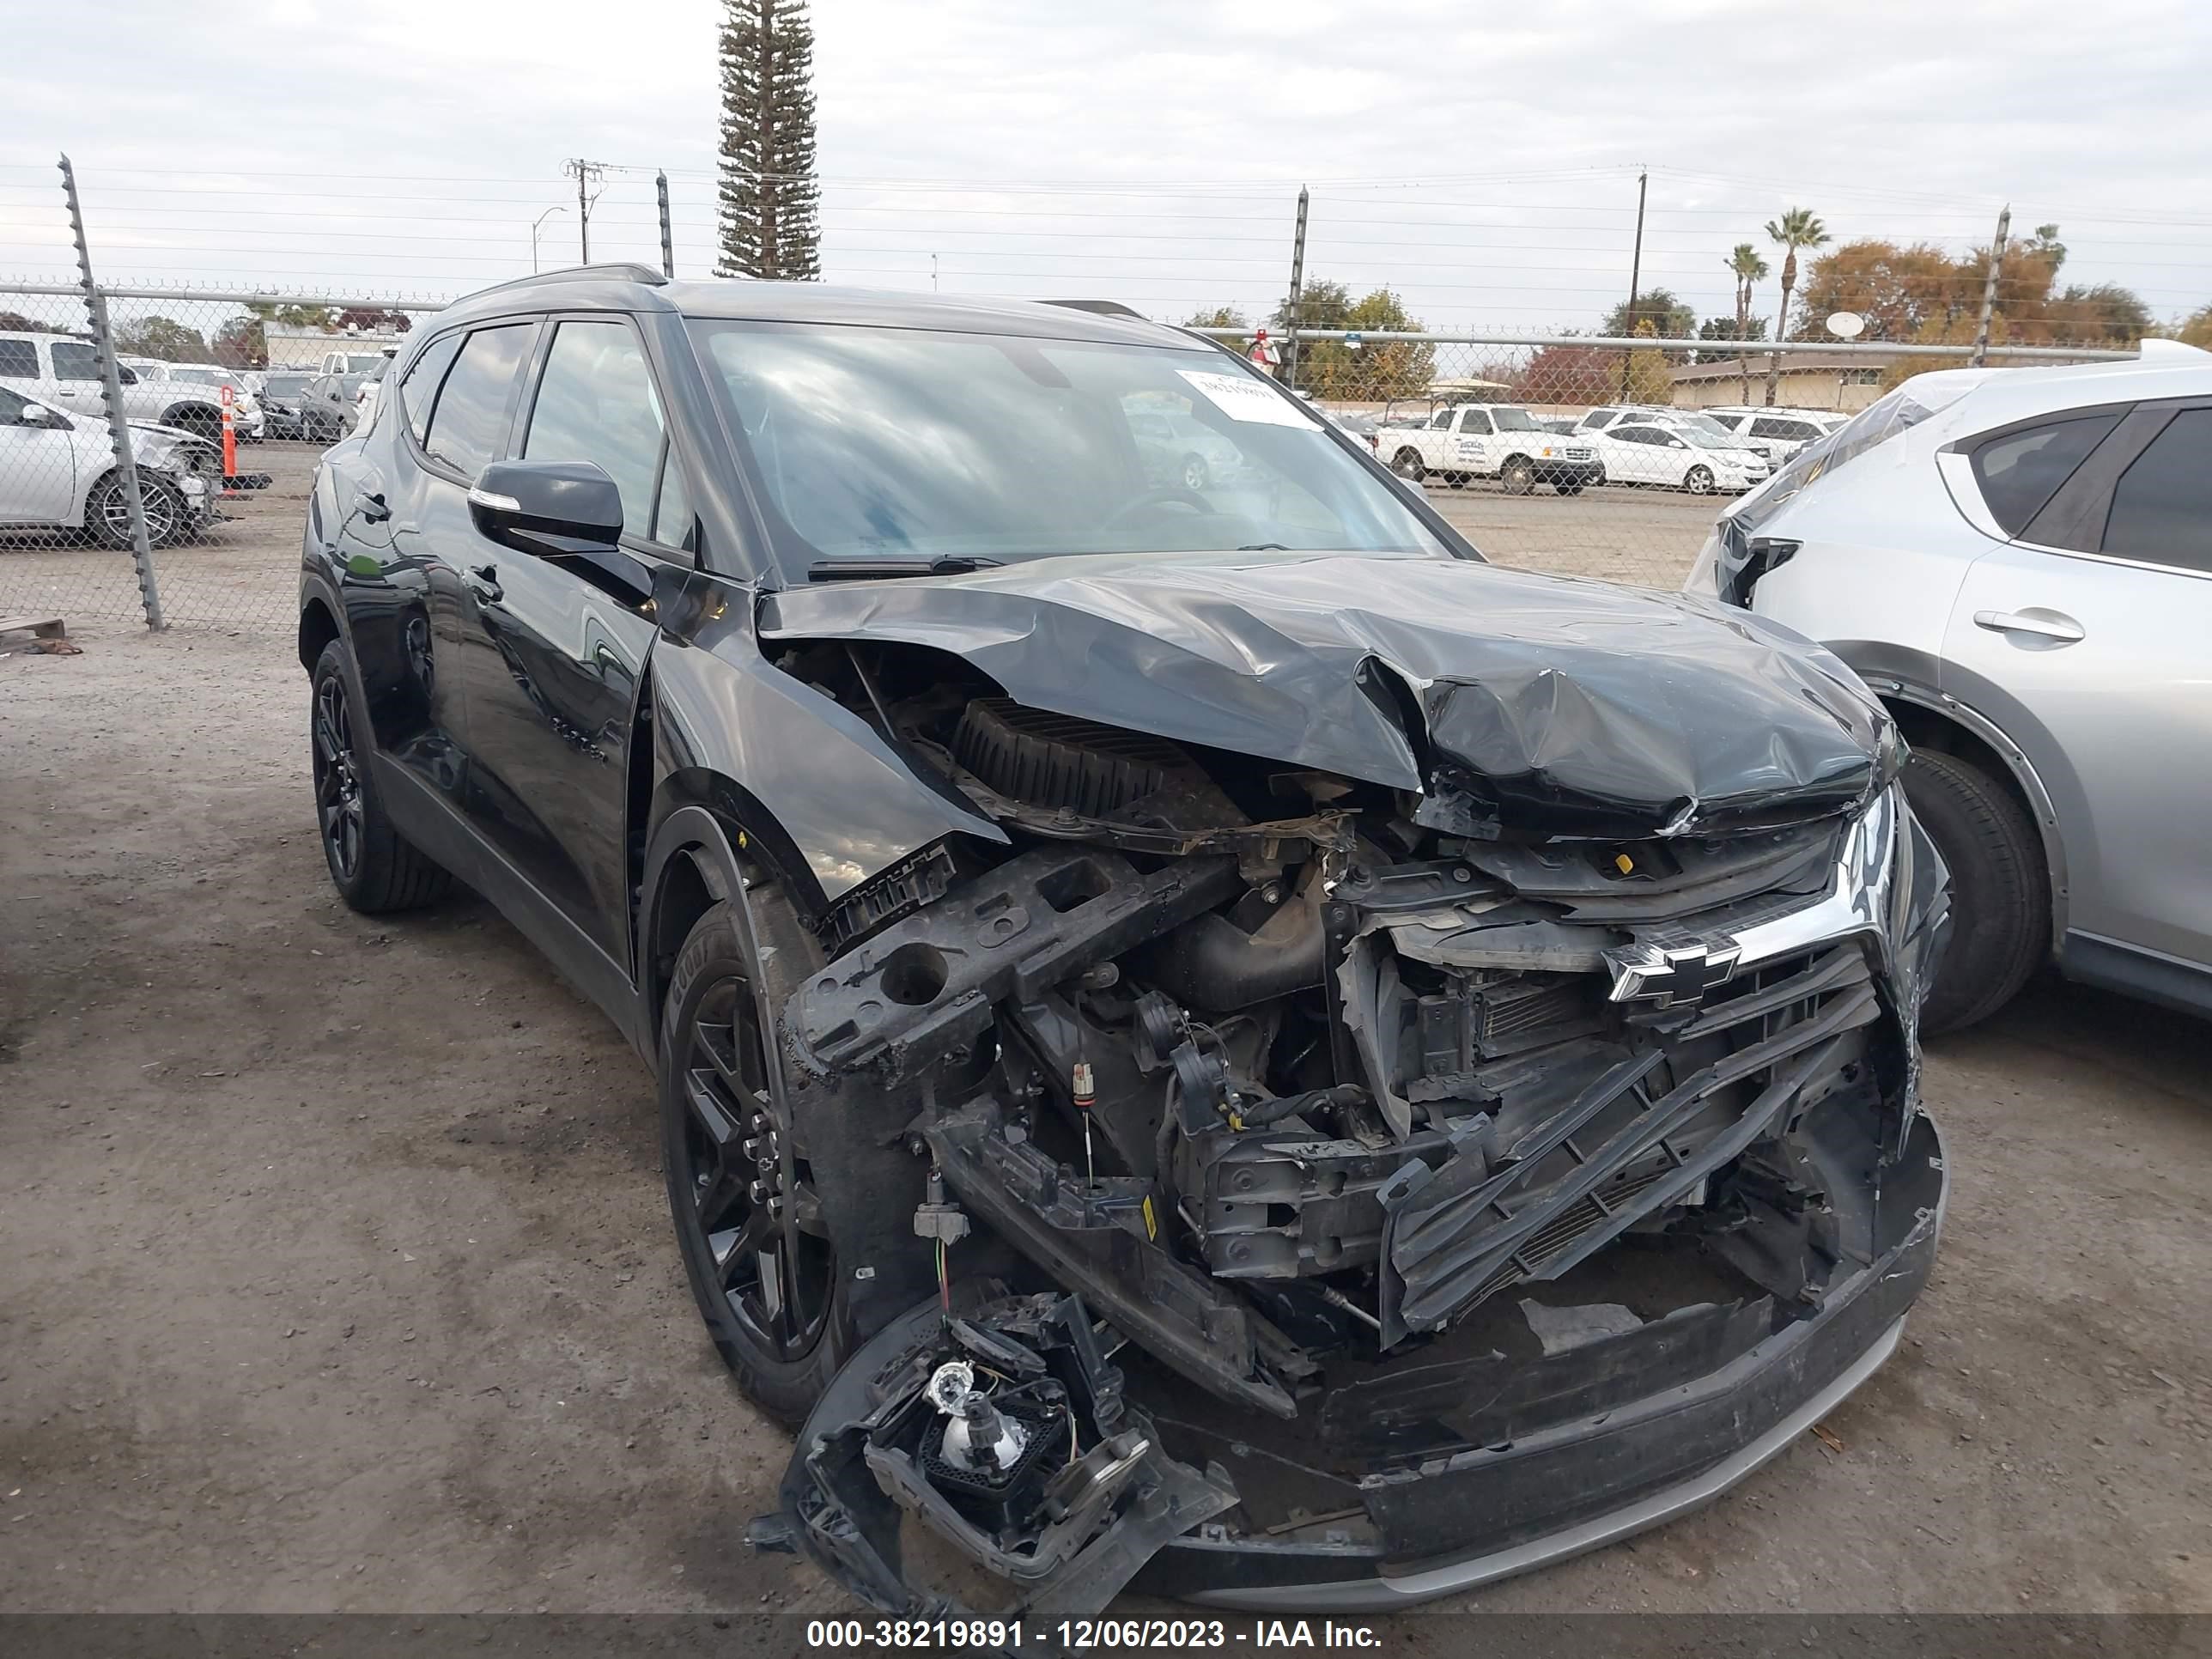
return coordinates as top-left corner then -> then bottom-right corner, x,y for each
563,159 -> 606,263
655,170 -> 675,279
1971,204 -> 2011,368
1620,167 -> 1648,398
1284,185 -> 1309,392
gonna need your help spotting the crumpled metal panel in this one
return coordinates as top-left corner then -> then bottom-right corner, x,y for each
763,550 -> 1890,839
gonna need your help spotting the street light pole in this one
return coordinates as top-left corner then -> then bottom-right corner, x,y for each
532,207 -> 567,273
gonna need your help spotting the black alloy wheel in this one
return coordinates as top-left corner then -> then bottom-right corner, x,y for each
313,673 -> 366,883
663,946 -> 836,1389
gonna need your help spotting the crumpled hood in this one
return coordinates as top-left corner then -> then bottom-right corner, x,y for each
762,550 -> 1890,838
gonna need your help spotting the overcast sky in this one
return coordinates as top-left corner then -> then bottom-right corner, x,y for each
5,0 -> 2210,333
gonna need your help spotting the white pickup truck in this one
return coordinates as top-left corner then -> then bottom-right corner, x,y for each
1373,402 -> 1601,495
0,330 -> 234,442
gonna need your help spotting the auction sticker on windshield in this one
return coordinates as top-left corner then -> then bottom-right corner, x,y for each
1176,368 -> 1321,428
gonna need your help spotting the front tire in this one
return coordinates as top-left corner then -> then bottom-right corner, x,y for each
661,895 -> 854,1424
85,471 -> 185,550
1904,750 -> 2050,1033
1502,457 -> 1536,495
1179,453 -> 1210,491
309,641 -> 452,913
1685,465 -> 1717,495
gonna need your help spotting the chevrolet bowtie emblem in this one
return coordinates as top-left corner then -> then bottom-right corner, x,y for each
1603,939 -> 1743,1006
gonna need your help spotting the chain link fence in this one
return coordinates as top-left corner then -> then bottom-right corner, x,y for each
1,158 -> 2143,631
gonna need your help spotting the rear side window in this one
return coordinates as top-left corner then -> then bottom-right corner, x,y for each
2101,409 -> 2212,573
1972,413 -> 2121,538
399,333 -> 463,446
0,340 -> 36,378
520,319 -> 671,539
422,323 -> 534,477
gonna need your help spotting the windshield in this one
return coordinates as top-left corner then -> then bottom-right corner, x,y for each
687,319 -> 1460,576
1492,408 -> 1542,432
1732,374 -> 1984,535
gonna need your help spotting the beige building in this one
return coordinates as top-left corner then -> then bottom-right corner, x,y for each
1669,353 -> 1889,414
262,319 -> 410,370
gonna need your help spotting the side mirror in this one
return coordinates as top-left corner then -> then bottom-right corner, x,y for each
469,459 -> 623,558
117,366 -> 139,386
18,403 -> 67,428
1668,438 -> 1687,449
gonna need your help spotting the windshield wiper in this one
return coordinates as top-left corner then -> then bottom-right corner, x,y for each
1237,543 -> 1291,551
805,556 -> 1004,582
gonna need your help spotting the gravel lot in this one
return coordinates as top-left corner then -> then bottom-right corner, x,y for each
3,447 -> 2208,1635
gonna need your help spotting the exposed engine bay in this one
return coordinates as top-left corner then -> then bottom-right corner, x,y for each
747,615 -> 1951,1632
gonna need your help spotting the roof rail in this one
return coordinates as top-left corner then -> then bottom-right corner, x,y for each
1040,299 -> 1146,319
456,263 -> 670,305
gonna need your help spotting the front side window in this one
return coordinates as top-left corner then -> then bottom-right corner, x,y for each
1971,413 -> 2122,538
399,333 -> 464,446
50,342 -> 100,380
422,323 -> 534,478
1458,409 -> 1493,434
0,340 -> 36,379
2101,409 -> 2212,573
520,319 -> 671,540
1492,408 -> 1540,432
686,319 -> 1458,578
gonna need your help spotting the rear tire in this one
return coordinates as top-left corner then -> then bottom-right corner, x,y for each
1391,448 -> 1426,483
1904,749 -> 2049,1033
309,641 -> 453,914
660,894 -> 855,1424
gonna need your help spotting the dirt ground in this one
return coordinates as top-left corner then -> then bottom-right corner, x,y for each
2,456 -> 2209,1640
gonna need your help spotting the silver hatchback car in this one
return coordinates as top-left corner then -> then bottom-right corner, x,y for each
1686,343 -> 2212,1030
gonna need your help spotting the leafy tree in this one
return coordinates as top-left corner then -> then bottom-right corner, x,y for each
212,318 -> 267,369
715,0 -> 821,279
1601,288 -> 1695,339
1513,339 -> 1618,406
2178,304 -> 2212,349
2041,283 -> 2152,346
1793,240 -> 1960,340
1270,283 -> 1434,398
1763,206 -> 1829,404
114,315 -> 209,362
1624,319 -> 1673,404
336,307 -> 412,335
1183,306 -> 1248,331
1725,244 -> 1769,399
246,301 -> 337,329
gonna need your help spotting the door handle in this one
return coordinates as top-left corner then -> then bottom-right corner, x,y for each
358,490 -> 389,523
1973,608 -> 2084,644
467,562 -> 502,603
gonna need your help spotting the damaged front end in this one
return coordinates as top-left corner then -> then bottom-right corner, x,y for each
749,568 -> 1952,1626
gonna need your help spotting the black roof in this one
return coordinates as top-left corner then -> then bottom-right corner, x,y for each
436,264 -> 1188,348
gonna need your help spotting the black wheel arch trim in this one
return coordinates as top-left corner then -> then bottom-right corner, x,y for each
1822,638 -> 2071,951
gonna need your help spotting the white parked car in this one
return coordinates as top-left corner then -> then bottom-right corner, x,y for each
1,331 -> 236,445
1580,419 -> 1771,494
1687,344 -> 2212,1029
0,383 -> 216,547
121,361 -> 266,441
1699,406 -> 1844,465
1372,402 -> 1602,493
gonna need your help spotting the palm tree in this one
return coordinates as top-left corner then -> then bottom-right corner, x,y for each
1762,207 -> 1829,405
1726,243 -> 1770,404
